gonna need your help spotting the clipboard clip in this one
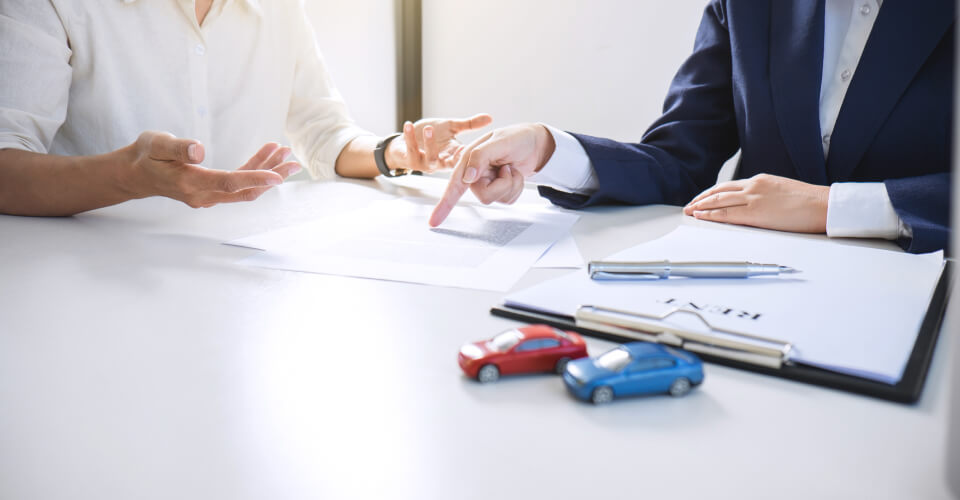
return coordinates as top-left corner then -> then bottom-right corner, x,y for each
574,305 -> 793,369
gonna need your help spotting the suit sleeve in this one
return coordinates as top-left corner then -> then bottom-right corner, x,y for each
885,173 -> 952,254
540,0 -> 739,209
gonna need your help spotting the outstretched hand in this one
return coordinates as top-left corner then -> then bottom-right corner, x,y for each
429,123 -> 555,227
126,131 -> 301,208
392,113 -> 493,173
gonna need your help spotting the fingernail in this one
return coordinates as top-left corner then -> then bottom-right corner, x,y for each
289,165 -> 302,174
267,176 -> 282,185
693,210 -> 705,217
187,144 -> 199,162
425,128 -> 433,138
464,167 -> 478,183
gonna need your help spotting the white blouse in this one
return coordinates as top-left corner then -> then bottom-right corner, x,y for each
0,0 -> 372,181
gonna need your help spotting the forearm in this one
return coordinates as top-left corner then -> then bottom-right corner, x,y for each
333,135 -> 406,179
0,148 -> 138,216
333,136 -> 379,178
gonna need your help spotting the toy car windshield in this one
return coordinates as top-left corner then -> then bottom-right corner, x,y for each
595,348 -> 632,372
487,329 -> 523,352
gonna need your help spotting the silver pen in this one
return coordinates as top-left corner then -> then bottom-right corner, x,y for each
587,260 -> 800,281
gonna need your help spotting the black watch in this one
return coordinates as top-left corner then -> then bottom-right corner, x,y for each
374,133 -> 407,177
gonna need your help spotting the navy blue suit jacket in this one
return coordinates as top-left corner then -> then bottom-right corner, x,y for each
541,0 -> 954,253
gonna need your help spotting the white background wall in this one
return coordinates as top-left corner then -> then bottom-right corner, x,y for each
422,0 -> 709,144
304,1 -> 715,162
304,0 -> 397,137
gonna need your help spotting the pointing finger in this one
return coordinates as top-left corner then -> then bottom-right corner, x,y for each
449,113 -> 494,134
429,134 -> 492,227
430,172 -> 469,227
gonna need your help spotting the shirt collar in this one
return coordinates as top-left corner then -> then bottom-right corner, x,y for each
119,0 -> 263,18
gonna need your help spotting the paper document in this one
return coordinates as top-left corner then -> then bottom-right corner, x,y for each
533,235 -> 584,269
504,226 -> 944,384
229,199 -> 579,291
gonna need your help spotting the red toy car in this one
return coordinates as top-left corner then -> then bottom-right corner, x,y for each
458,325 -> 589,383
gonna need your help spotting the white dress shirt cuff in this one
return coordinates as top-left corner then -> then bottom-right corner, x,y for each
826,182 -> 906,240
527,124 -> 599,194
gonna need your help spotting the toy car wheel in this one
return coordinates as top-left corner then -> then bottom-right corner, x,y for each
477,364 -> 500,383
669,377 -> 691,397
591,386 -> 614,404
554,357 -> 571,374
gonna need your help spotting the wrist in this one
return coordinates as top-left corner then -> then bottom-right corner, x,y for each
108,145 -> 149,199
384,135 -> 407,172
534,124 -> 556,173
817,185 -> 830,233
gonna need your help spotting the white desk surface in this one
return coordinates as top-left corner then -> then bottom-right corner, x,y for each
0,178 -> 956,500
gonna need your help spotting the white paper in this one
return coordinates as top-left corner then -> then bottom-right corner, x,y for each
533,235 -> 584,269
230,199 -> 579,292
504,226 -> 944,384
378,174 -> 579,268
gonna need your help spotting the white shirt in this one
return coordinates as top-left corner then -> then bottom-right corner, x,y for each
0,0 -> 372,181
533,0 -> 904,241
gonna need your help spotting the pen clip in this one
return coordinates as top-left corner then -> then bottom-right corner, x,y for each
587,260 -> 669,280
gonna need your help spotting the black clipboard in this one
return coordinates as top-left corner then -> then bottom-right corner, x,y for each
491,260 -> 954,404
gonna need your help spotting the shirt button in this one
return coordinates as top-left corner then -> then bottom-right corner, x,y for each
840,69 -> 852,81
195,44 -> 206,56
823,134 -> 831,145
197,106 -> 207,117
860,3 -> 871,15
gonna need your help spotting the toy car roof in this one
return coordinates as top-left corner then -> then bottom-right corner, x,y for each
620,342 -> 674,358
517,324 -> 572,340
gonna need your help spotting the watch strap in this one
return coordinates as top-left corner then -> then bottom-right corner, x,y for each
374,133 -> 405,177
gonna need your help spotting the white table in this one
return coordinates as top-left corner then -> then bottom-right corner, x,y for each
0,178 -> 956,500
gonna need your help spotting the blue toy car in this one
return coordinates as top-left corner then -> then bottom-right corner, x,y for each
562,342 -> 704,404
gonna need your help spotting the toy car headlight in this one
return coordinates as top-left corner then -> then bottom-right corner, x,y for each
459,344 -> 483,360
565,366 -> 587,386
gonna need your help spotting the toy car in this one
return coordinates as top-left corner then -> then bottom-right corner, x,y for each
562,342 -> 703,404
458,325 -> 589,383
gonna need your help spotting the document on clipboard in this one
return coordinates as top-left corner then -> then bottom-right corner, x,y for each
498,226 -> 946,387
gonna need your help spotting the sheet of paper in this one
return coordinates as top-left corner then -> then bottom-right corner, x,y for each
504,226 -> 944,384
229,199 -> 579,292
533,235 -> 584,269
379,174 -> 580,268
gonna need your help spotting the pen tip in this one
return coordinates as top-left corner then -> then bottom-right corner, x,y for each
780,266 -> 800,274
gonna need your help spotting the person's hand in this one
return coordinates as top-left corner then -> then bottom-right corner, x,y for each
121,131 -> 301,208
683,174 -> 830,233
429,123 -> 555,227
388,113 -> 493,173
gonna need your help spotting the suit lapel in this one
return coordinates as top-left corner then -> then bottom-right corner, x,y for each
826,0 -> 954,181
769,0 -> 828,185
